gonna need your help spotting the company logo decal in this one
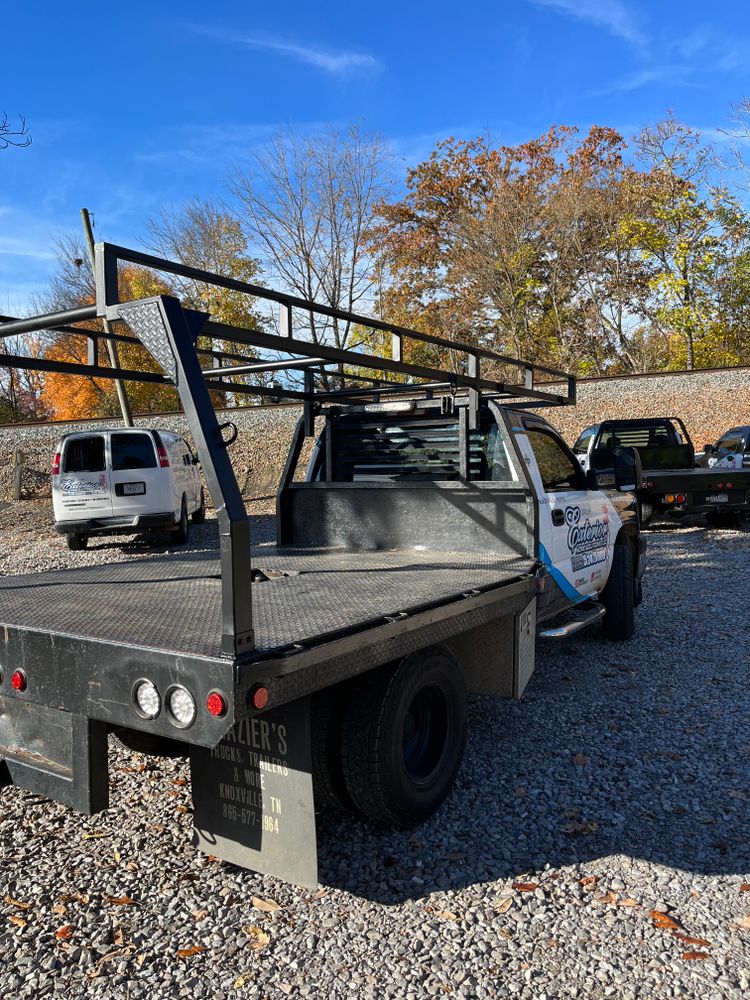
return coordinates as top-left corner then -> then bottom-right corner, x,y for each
565,505 -> 609,571
61,478 -> 107,496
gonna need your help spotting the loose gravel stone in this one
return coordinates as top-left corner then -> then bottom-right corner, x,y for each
0,503 -> 749,998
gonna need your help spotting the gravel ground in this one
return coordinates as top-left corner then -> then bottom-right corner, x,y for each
0,503 -> 749,999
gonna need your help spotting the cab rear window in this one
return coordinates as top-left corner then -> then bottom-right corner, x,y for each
112,433 -> 157,471
62,436 -> 105,473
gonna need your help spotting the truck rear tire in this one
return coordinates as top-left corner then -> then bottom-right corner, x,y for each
601,540 -> 635,641
191,488 -> 206,524
706,510 -> 739,529
340,647 -> 467,828
112,728 -> 186,757
173,498 -> 189,545
67,533 -> 88,551
310,685 -> 353,812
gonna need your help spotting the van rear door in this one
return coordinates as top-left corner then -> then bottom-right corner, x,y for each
58,435 -> 113,518
109,431 -> 165,517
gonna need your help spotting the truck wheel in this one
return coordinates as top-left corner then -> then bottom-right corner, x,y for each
67,533 -> 88,551
191,488 -> 206,524
113,728 -> 186,757
706,510 -> 739,529
174,498 -> 189,545
340,647 -> 467,828
601,541 -> 635,641
310,685 -> 353,812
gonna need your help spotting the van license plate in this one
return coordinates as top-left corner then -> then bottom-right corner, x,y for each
706,494 -> 728,503
122,482 -> 146,495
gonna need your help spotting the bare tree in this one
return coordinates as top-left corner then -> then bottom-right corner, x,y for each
232,125 -> 391,377
0,113 -> 31,149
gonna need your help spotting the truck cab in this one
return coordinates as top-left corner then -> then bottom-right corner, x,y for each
295,399 -> 645,636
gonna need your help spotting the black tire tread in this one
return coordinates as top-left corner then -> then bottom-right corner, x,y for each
340,648 -> 467,828
601,540 -> 635,640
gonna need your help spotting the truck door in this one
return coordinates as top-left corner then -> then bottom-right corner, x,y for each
109,431 -> 165,517
518,423 -> 614,604
57,434 -> 113,520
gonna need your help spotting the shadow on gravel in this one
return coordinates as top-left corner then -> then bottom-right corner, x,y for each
314,568 -> 750,903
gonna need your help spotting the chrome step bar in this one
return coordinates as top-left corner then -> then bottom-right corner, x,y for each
538,602 -> 605,639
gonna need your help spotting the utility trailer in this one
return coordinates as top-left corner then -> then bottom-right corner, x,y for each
0,246 -> 645,886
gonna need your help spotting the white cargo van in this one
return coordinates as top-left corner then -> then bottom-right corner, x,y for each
52,428 -> 205,550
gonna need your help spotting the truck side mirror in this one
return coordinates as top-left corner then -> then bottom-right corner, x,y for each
590,446 -> 613,472
613,446 -> 643,492
702,443 -> 714,454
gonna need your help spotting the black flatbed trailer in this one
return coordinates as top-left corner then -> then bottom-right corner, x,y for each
1,243 -> 645,887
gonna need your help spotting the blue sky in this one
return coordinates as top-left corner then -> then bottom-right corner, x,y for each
2,0 -> 749,314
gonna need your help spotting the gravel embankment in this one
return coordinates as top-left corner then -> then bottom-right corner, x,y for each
0,505 -> 749,999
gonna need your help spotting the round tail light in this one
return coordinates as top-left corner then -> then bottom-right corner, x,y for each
248,685 -> 269,711
133,679 -> 160,719
11,670 -> 26,692
166,685 -> 196,728
206,691 -> 227,717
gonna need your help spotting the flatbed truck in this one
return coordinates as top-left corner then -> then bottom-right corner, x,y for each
0,245 -> 645,886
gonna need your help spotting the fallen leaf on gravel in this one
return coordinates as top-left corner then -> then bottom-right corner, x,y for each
177,945 -> 206,959
650,911 -> 681,932
103,896 -> 138,906
9,915 -> 27,928
52,905 -> 66,916
3,896 -> 32,910
313,889 -> 327,900
740,883 -> 750,892
681,951 -> 710,960
59,892 -> 89,905
251,896 -> 281,913
55,924 -> 74,941
674,933 -> 711,947
513,883 -> 538,893
579,876 -> 598,887
619,899 -> 639,907
113,927 -> 126,946
172,778 -> 188,786
592,891 -> 619,906
573,753 -> 590,767
113,850 -> 121,863
494,898 -> 513,913
243,925 -> 271,951
82,832 -> 109,840
192,909 -> 209,921
434,909 -> 459,921
735,915 -> 750,928
234,975 -> 250,988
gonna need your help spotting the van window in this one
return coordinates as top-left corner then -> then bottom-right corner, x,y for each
112,433 -> 157,471
62,436 -> 105,473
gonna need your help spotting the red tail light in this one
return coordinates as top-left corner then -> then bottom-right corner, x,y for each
52,452 -> 61,475
206,691 -> 227,717
248,685 -> 269,711
11,670 -> 27,692
726,482 -> 733,489
676,493 -> 686,503
157,445 -> 170,468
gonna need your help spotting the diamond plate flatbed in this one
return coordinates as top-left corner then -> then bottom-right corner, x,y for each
0,547 -> 536,660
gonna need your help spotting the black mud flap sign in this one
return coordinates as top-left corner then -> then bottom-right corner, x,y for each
190,697 -> 317,888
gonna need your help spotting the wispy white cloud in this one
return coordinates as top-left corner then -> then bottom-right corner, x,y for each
530,0 -> 648,48
186,24 -> 381,76
590,64 -> 696,98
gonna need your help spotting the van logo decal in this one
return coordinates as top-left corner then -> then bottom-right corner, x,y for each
565,505 -> 609,571
61,478 -> 107,496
